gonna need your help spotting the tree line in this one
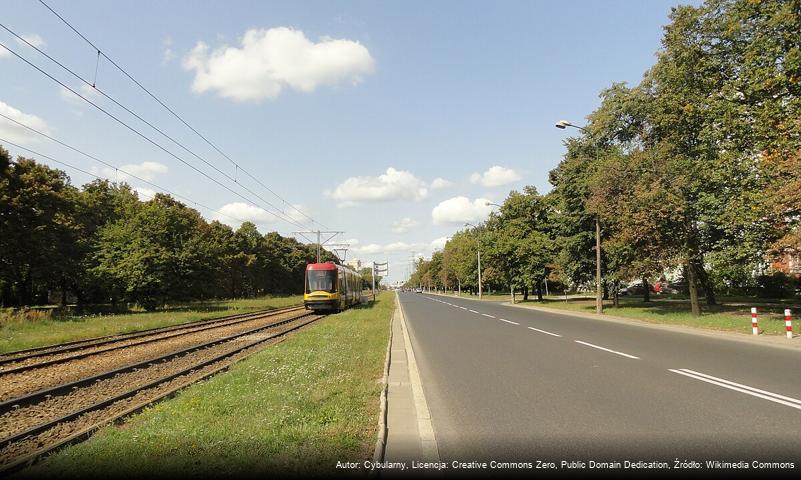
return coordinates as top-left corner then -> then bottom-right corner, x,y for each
407,0 -> 801,315
0,148 -> 337,310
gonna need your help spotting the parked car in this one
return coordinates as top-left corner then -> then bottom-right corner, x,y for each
619,282 -> 656,296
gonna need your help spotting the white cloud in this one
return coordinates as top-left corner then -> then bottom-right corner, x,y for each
133,187 -> 157,199
0,100 -> 50,144
162,36 -> 175,64
95,161 -> 168,182
392,217 -> 418,234
353,241 -> 424,255
213,202 -> 277,228
285,203 -> 313,224
430,236 -> 449,251
16,34 -> 46,49
431,196 -> 493,225
182,27 -> 375,102
430,177 -> 453,189
331,167 -> 428,206
352,236 -> 449,257
60,84 -> 99,104
469,165 -> 521,187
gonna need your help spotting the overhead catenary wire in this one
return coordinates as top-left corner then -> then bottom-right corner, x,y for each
0,25 -> 310,233
0,135 -> 257,228
0,40 -> 310,232
35,0 -> 327,231
0,111 -> 255,225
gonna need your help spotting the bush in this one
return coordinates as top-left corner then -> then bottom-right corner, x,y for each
754,272 -> 795,298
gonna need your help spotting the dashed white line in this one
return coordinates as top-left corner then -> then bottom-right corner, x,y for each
527,326 -> 561,337
574,340 -> 639,359
499,319 -> 519,325
481,313 -> 495,318
669,369 -> 801,411
468,309 -> 479,314
459,307 -> 468,310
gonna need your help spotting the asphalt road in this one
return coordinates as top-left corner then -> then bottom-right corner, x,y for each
397,291 -> 801,467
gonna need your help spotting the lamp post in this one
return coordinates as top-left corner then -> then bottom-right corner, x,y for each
464,222 -> 482,299
555,119 -> 603,315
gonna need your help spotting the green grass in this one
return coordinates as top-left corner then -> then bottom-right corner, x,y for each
0,295 -> 302,354
19,291 -> 394,478
517,297 -> 801,336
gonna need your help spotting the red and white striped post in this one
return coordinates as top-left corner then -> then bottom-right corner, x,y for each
785,309 -> 793,339
751,307 -> 759,335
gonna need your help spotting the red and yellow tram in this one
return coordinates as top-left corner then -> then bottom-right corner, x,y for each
303,262 -> 361,312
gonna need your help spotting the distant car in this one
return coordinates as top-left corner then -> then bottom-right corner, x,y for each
619,283 -> 656,296
415,288 -> 423,293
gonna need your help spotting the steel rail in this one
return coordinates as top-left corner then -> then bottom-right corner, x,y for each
0,313 -> 323,474
0,306 -> 304,374
0,304 -> 302,361
0,309 -> 311,414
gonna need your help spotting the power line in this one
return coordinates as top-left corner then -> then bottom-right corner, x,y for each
0,24 -> 311,232
0,111 -> 254,226
0,136 -> 257,227
0,40 -> 310,231
35,0 -> 327,230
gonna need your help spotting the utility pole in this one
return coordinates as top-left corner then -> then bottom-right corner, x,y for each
293,230 -> 344,263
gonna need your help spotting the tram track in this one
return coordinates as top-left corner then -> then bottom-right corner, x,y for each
0,306 -> 307,401
0,309 -> 324,473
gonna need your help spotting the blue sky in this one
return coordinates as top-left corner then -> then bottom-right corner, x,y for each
1,0 -> 694,284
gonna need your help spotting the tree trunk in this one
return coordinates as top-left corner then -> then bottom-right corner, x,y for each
536,282 -> 543,302
695,262 -> 717,306
523,286 -> 529,301
602,281 -> 609,300
687,261 -> 701,316
613,280 -> 620,308
642,277 -> 650,303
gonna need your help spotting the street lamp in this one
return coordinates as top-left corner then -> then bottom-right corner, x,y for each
485,202 -> 502,208
464,222 -> 482,299
555,119 -> 603,315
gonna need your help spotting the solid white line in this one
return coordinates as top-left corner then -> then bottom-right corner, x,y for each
574,340 -> 639,359
670,369 -> 801,409
482,313 -> 495,318
500,319 -> 519,325
527,326 -> 562,337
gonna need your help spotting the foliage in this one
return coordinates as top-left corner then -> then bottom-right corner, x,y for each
0,153 -> 327,310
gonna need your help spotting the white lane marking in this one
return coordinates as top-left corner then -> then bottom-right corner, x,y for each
527,326 -> 562,337
500,319 -> 519,325
468,309 -> 479,313
669,369 -> 801,411
574,340 -> 639,359
481,313 -> 495,318
459,307 -> 468,310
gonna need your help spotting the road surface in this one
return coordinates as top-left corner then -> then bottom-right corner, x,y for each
397,292 -> 801,467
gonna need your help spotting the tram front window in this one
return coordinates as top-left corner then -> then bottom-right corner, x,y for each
306,270 -> 336,293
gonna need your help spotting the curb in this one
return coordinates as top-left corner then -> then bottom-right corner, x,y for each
396,295 -> 440,462
371,296 -> 394,466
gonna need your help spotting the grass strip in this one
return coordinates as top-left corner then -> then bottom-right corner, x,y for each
514,298 -> 800,336
0,295 -> 302,354
19,291 -> 394,478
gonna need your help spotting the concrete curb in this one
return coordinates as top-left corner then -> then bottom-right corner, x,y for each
396,294 -> 440,462
372,297 -> 394,465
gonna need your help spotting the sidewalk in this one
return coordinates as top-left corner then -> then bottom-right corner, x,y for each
382,295 -> 439,464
